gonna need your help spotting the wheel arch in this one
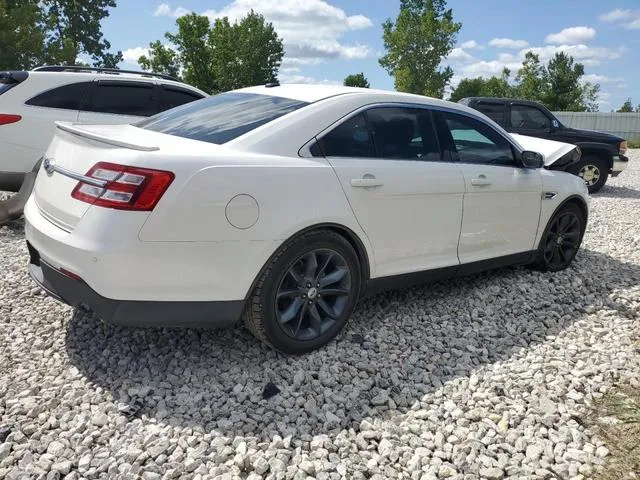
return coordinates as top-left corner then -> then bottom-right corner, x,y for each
545,194 -> 589,238
244,222 -> 372,301
578,145 -> 614,170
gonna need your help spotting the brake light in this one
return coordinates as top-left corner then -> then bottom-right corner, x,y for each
0,114 -> 21,125
71,162 -> 174,211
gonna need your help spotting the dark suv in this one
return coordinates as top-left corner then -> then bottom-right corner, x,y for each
459,97 -> 629,192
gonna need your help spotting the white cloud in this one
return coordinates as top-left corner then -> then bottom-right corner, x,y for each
524,44 -> 624,66
581,74 -> 624,84
599,8 -> 640,29
598,91 -> 611,105
599,8 -> 632,22
122,47 -> 150,64
446,47 -> 473,62
488,38 -> 529,49
280,66 -> 301,74
497,52 -> 517,63
278,72 -> 340,85
457,60 -> 522,78
625,17 -> 640,29
545,26 -> 596,45
153,3 -> 189,18
152,1 -> 373,65
461,40 -> 482,49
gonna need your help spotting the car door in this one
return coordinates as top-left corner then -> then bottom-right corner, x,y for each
77,80 -> 160,124
437,110 -> 542,264
315,106 -> 465,278
508,103 -> 553,140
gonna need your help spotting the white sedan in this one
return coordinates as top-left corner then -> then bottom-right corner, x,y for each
24,84 -> 588,353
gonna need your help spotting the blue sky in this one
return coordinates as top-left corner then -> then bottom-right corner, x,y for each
104,0 -> 640,110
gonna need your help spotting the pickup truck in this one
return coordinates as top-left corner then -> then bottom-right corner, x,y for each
459,97 -> 629,192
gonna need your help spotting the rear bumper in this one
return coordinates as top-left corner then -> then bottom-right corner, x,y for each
27,242 -> 244,328
611,154 -> 628,177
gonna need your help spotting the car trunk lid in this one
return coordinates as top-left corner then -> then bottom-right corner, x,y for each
33,122 -> 164,231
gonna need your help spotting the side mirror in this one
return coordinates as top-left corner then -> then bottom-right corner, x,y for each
521,151 -> 544,169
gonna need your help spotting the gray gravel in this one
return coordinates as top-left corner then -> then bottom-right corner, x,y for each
1,153 -> 640,480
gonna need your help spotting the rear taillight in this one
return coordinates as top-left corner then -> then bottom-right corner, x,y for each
0,114 -> 21,125
71,162 -> 174,211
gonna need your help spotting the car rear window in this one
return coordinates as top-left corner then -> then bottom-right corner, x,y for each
136,92 -> 309,144
25,82 -> 92,110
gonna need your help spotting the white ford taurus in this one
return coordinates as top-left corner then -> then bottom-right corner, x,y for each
25,84 -> 588,353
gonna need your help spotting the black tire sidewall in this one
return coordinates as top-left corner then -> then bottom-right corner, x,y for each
535,203 -> 585,272
259,232 -> 361,353
571,156 -> 608,193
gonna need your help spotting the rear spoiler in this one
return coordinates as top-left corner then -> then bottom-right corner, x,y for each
55,122 -> 160,152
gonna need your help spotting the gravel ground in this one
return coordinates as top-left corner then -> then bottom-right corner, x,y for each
1,153 -> 639,480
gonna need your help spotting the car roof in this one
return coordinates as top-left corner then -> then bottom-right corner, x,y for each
463,97 -> 549,107
25,70 -> 208,96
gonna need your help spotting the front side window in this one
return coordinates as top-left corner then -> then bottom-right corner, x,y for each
137,92 -> 308,145
442,112 -> 515,166
25,82 -> 92,110
367,107 -> 441,161
511,105 -> 551,130
316,113 -> 374,158
83,82 -> 157,116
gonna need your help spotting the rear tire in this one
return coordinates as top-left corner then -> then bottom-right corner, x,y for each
243,229 -> 361,354
569,155 -> 608,193
531,203 -> 585,272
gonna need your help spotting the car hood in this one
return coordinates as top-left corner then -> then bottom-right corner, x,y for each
510,133 -> 580,168
561,126 -> 624,143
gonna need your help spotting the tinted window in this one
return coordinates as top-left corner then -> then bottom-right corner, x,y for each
443,112 -> 515,166
137,92 -> 308,145
367,107 -> 441,161
84,82 -> 157,116
161,87 -> 203,111
476,102 -> 505,125
511,105 -> 550,130
25,82 -> 91,110
317,113 -> 374,158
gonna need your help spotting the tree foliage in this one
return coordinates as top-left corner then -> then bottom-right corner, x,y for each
380,0 -> 461,98
343,72 -> 370,88
0,0 -> 121,70
139,10 -> 284,94
450,51 -> 601,111
617,98 -> 634,113
449,68 -> 512,102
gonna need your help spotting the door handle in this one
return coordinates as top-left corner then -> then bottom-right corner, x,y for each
470,175 -> 491,187
350,177 -> 384,188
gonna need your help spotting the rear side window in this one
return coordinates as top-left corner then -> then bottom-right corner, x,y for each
160,87 -> 203,111
476,102 -> 505,125
25,82 -> 92,110
137,92 -> 308,144
83,82 -> 157,117
317,113 -> 374,158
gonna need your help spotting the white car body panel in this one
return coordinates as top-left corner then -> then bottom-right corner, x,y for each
510,133 -> 576,167
24,84 -> 588,327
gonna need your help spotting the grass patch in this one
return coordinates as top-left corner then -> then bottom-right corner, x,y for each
627,139 -> 640,149
583,383 -> 640,479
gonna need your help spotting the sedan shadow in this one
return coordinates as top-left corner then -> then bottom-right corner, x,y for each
65,248 -> 640,439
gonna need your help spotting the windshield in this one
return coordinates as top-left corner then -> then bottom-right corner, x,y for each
136,92 -> 309,144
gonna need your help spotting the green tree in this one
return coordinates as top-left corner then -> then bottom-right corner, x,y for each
617,98 -> 634,113
514,52 -> 546,101
449,68 -> 513,102
140,10 -> 283,94
0,1 -> 45,70
0,0 -> 121,70
543,52 -> 596,111
379,0 -> 461,98
343,72 -> 370,88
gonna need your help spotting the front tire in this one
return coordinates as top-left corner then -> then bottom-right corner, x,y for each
569,155 -> 608,193
243,230 -> 361,354
532,203 -> 585,272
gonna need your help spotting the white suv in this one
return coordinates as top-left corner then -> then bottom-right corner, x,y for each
0,66 -> 207,221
